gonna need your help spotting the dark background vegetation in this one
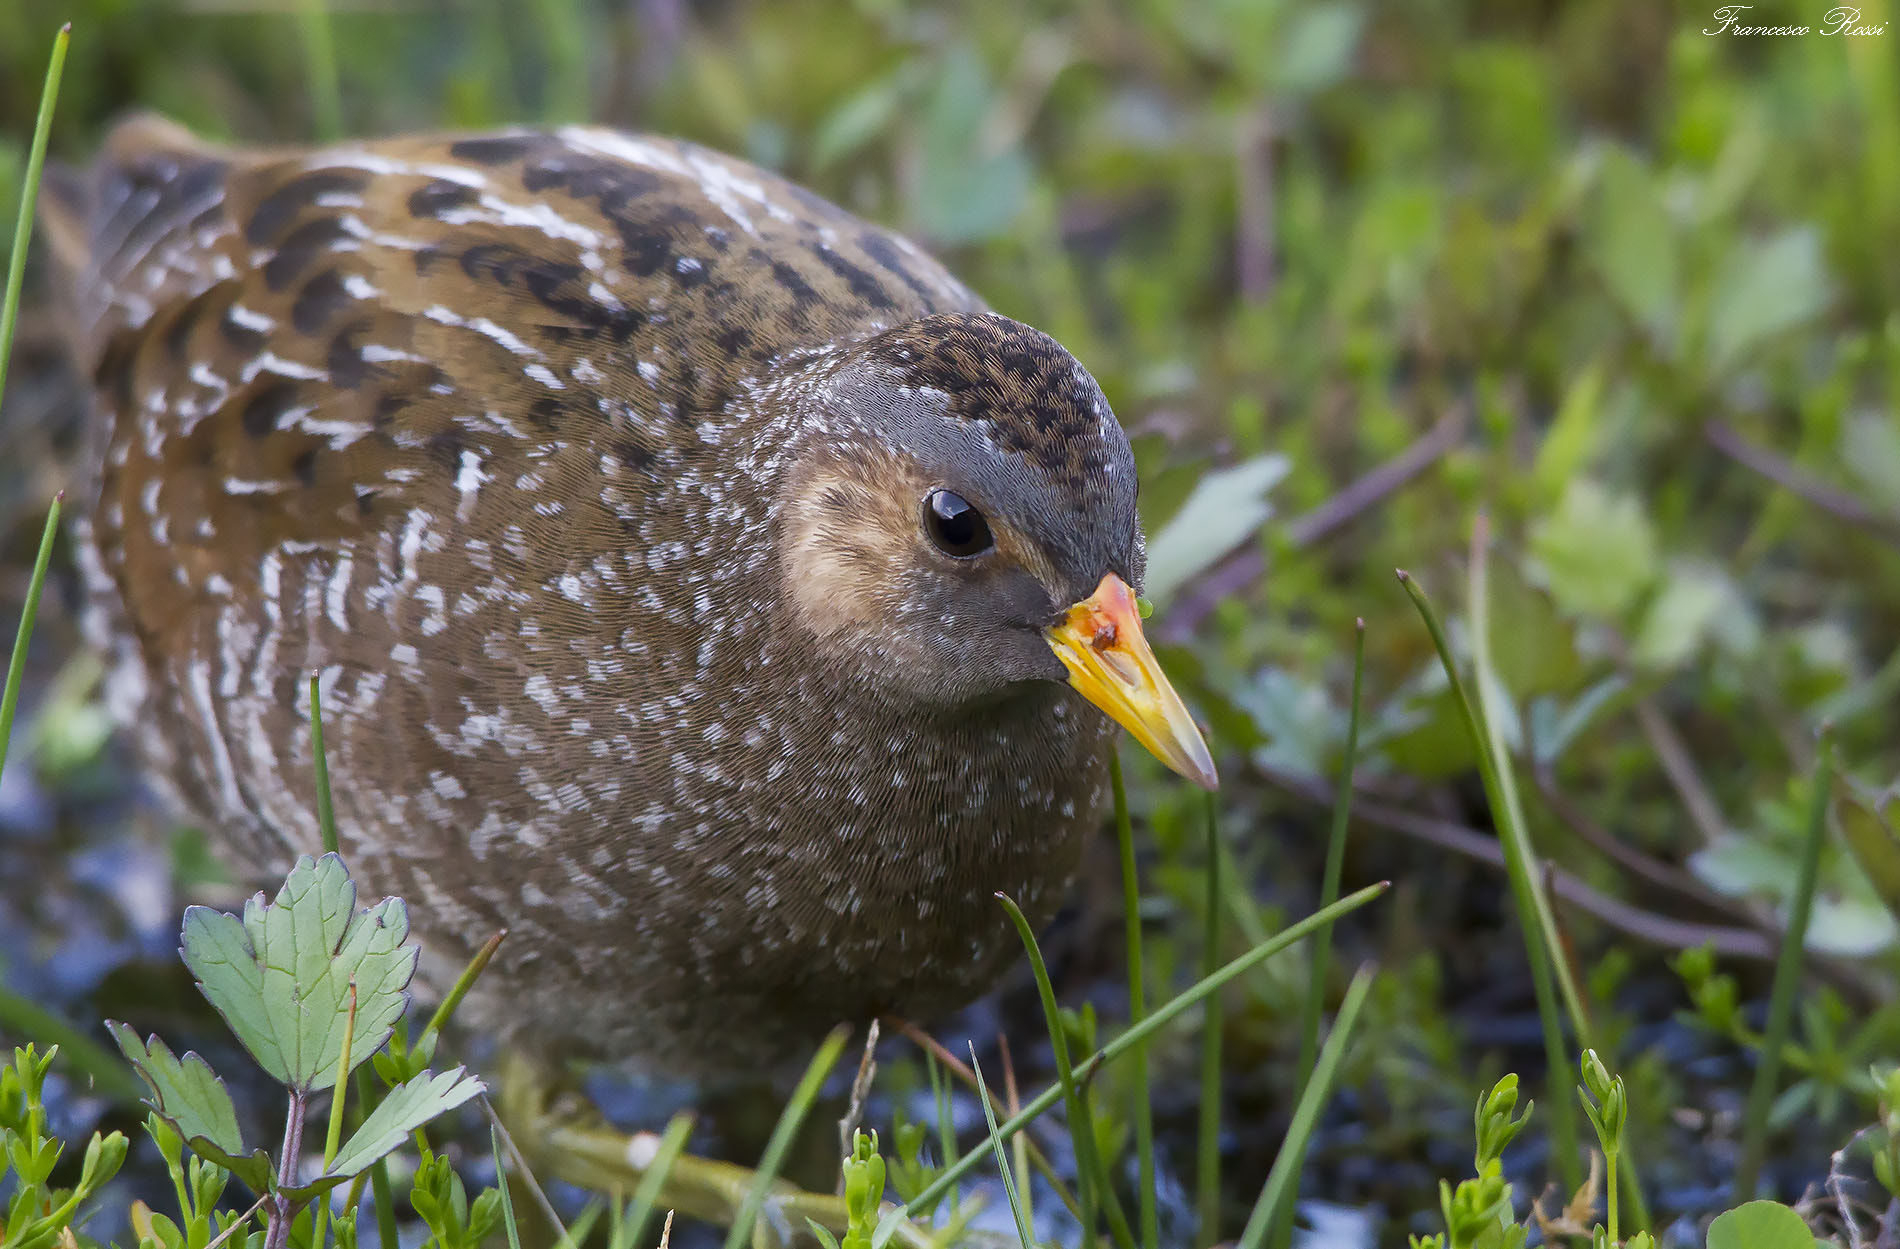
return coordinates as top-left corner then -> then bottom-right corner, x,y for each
1,0 -> 1897,1245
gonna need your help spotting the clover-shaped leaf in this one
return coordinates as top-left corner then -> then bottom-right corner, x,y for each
1707,1201 -> 1816,1249
181,853 -> 418,1094
108,1023 -> 273,1194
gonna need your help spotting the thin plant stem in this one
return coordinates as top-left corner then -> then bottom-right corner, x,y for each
0,24 -> 69,406
0,497 -> 61,784
358,1092 -> 398,1249
1001,1034 -> 1033,1234
311,980 -> 359,1249
1733,734 -> 1834,1200
1195,792 -> 1222,1246
1235,965 -> 1377,1249
1295,619 -> 1365,1081
904,882 -> 1390,1215
1276,619 -> 1366,1247
617,1113 -> 694,1249
309,675 -> 338,855
266,1089 -> 309,1249
722,1025 -> 851,1249
531,0 -> 591,121
1607,1149 -> 1619,1243
296,0 -> 344,140
1109,750 -> 1159,1249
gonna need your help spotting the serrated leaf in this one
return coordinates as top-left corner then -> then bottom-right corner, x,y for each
1706,1200 -> 1816,1249
1144,455 -> 1290,605
324,1068 -> 484,1182
107,1023 -> 273,1193
181,854 -> 418,1094
1837,782 -> 1900,923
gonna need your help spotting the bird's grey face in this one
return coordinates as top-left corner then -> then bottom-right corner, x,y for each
776,312 -> 1216,789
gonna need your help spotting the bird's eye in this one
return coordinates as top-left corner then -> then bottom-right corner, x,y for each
923,489 -> 994,558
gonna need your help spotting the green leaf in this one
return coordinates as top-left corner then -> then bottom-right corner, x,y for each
107,1024 -> 273,1193
1591,148 -> 1679,350
1837,782 -> 1900,923
812,69 -> 908,170
1841,412 -> 1900,512
1706,1201 -> 1817,1249
1702,227 -> 1832,373
1631,563 -> 1755,670
1531,362 -> 1606,506
1144,455 -> 1290,605
324,1068 -> 484,1181
181,853 -> 418,1094
1274,2 -> 1364,94
912,46 -> 1030,243
1528,477 -> 1659,620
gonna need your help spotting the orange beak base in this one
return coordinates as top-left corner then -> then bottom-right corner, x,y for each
1044,574 -> 1218,790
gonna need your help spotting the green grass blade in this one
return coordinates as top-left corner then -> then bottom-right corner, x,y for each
616,1112 -> 694,1249
1108,750 -> 1158,1249
0,21 -> 68,781
0,983 -> 143,1101
1235,965 -> 1376,1249
1399,565 -> 1585,1195
1733,735 -> 1834,1201
722,1025 -> 851,1249
358,1082 -> 399,1249
531,0 -> 591,121
494,1124 -> 525,1249
309,675 -> 339,855
419,928 -> 507,1047
903,881 -> 1389,1215
997,893 -> 1133,1249
296,0 -> 344,140
1294,620 -> 1365,1083
1272,619 -> 1366,1249
971,1049 -> 1037,1249
0,495 -> 61,782
0,23 -> 69,407
1195,792 -> 1222,1246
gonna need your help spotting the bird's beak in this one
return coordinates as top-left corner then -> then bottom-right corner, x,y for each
1045,573 -> 1219,790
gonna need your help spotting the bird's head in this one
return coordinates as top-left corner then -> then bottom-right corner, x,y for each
777,311 -> 1217,789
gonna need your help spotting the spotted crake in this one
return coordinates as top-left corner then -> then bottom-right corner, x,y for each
41,115 -> 1215,1072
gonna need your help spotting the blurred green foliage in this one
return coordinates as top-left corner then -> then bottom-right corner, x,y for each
4,0 -> 1899,1230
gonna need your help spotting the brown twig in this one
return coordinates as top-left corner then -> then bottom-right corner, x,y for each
1258,762 -> 1776,959
1529,763 -> 1739,911
1262,762 -> 1895,1000
1629,695 -> 1729,849
1236,101 -> 1276,300
885,1018 -> 1087,1224
1161,407 -> 1469,641
837,1020 -> 879,1177
1705,420 -> 1900,539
